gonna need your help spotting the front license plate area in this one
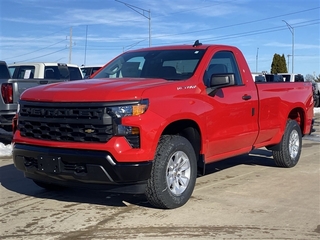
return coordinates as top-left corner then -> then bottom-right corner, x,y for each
37,156 -> 61,173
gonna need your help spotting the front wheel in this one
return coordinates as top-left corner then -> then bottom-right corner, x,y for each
145,135 -> 197,209
273,120 -> 302,168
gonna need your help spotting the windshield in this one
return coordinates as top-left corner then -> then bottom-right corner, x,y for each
93,49 -> 205,80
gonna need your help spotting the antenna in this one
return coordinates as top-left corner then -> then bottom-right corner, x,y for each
193,40 -> 202,47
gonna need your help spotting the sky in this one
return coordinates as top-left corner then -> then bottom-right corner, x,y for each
0,0 -> 319,77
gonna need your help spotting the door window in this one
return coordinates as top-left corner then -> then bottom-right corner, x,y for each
203,51 -> 242,87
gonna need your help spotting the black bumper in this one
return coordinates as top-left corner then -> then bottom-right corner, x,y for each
13,144 -> 153,187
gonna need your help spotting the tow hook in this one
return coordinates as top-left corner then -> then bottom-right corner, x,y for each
74,165 -> 86,173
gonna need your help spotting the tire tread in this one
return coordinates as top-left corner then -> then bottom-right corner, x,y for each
272,120 -> 302,168
145,135 -> 197,209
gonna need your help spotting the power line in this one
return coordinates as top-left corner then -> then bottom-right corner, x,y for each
5,5 -> 319,60
71,5 -> 319,43
150,0 -> 236,19
202,20 -> 320,42
31,27 -> 70,40
16,47 -> 68,63
144,19 -> 320,46
153,7 -> 320,40
78,20 -> 319,50
5,39 -> 67,60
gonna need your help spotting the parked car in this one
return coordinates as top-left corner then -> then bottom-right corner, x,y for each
1,62 -> 83,131
81,65 -> 103,79
12,42 -> 313,209
0,60 -> 12,79
0,61 -> 13,131
311,80 -> 319,107
8,62 -> 83,81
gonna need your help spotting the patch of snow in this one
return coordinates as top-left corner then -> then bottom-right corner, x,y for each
314,107 -> 320,114
0,142 -> 12,157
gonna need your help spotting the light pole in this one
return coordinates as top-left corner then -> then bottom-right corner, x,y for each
115,0 -> 151,47
282,20 -> 294,73
287,54 -> 292,73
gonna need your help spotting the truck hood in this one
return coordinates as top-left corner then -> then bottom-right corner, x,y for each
21,78 -> 172,102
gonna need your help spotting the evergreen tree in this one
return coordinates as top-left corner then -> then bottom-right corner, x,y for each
280,54 -> 288,73
271,53 -> 287,74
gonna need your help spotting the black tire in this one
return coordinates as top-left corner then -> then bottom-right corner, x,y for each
33,180 -> 64,191
314,95 -> 319,108
145,135 -> 197,209
273,120 -> 302,168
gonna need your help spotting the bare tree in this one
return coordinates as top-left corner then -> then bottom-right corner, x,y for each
305,74 -> 314,82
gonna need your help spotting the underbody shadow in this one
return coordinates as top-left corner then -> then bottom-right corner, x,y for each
1,149 -> 275,208
203,148 -> 274,175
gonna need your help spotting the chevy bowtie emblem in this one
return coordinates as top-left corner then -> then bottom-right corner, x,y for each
84,129 -> 95,134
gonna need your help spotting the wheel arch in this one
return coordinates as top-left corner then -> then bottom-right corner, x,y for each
162,119 -> 204,174
266,107 -> 307,151
288,107 -> 306,135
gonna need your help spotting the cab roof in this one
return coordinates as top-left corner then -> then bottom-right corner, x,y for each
125,41 -> 234,53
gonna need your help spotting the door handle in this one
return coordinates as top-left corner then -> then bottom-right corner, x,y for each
242,95 -> 251,100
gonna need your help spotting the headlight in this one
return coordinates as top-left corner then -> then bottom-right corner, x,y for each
108,99 -> 148,118
108,99 -> 149,141
109,105 -> 133,118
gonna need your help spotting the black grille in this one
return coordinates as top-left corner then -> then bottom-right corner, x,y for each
18,101 -> 114,143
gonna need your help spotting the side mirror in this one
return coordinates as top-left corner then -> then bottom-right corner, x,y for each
207,73 -> 235,95
210,73 -> 235,87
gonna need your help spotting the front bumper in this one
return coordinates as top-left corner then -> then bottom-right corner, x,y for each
13,143 -> 153,187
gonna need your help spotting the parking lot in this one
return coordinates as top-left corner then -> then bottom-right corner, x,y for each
0,114 -> 319,239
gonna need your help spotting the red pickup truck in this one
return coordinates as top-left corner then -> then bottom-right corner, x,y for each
12,41 -> 314,209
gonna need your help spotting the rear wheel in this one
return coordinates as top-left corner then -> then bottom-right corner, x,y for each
273,120 -> 302,168
145,135 -> 197,209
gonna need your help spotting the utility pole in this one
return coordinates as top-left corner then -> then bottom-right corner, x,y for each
84,25 -> 88,66
115,0 -> 151,47
69,27 -> 73,64
282,20 -> 294,73
256,47 -> 259,72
